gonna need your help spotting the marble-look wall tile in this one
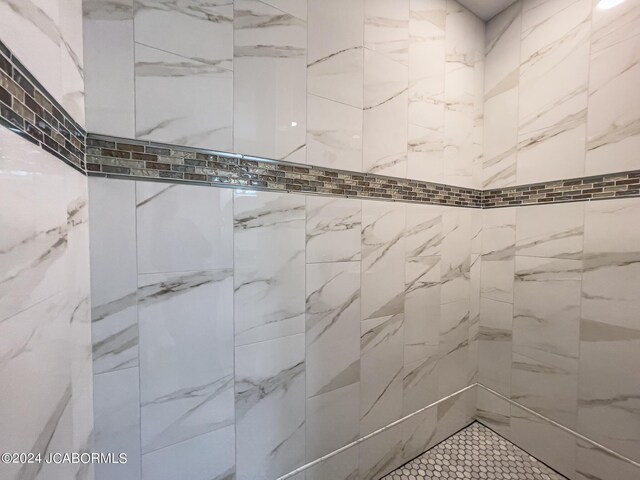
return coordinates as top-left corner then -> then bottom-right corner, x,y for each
586,33 -> 640,175
234,0 -> 306,161
141,425 -> 235,480
138,270 -> 234,454
483,2 -> 520,189
476,387 -> 511,437
434,387 -> 475,445
580,199 -> 640,462
402,345 -> 439,415
440,208 -> 471,304
306,196 -> 361,263
0,0 -> 62,113
590,0 -> 640,54
59,0 -> 85,126
481,208 -> 515,304
234,190 -> 305,345
437,299 -> 470,398
93,368 -> 141,480
443,0 -> 484,189
509,403 -> 577,479
516,0 -> 591,184
364,0 -> 409,66
306,383 -> 360,461
363,49 -> 408,177
359,419 -> 405,480
405,204 -> 443,258
305,447 -> 359,480
307,0 -> 363,108
360,313 -> 404,435
407,0 -> 446,183
136,182 -> 233,274
576,439 -> 640,480
306,93 -> 363,171
515,202 -> 584,260
404,256 -> 440,365
235,333 -> 305,480
135,43 -> 233,150
88,177 -> 138,374
83,0 -> 135,136
306,261 -> 361,398
478,298 -> 512,396
134,0 -> 233,69
513,256 -> 581,363
361,201 -> 406,320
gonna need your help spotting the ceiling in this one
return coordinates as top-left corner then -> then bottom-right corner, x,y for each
457,0 -> 519,20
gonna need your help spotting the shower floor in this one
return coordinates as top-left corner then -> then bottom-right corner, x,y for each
383,422 -> 567,480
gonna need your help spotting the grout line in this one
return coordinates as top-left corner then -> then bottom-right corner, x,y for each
476,383 -> 640,470
275,383 -> 478,480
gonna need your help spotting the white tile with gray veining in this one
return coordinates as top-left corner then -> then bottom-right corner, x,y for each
516,0 -> 591,184
306,261 -> 361,398
135,43 -> 233,150
364,0 -> 409,66
134,0 -> 233,70
235,333 -> 305,480
136,181 -> 233,274
361,201 -> 406,321
307,0 -> 363,108
306,196 -> 361,264
234,0 -> 307,161
88,177 -> 138,375
361,313 -> 404,436
234,190 -> 305,346
138,269 -> 234,454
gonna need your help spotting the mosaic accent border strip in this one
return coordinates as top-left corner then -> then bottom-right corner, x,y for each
85,134 -> 483,207
0,39 -> 85,172
484,171 -> 640,207
1,38 -> 639,208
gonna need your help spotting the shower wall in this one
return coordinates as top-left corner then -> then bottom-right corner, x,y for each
89,175 -> 481,480
0,2 -> 93,480
478,2 -> 640,479
83,0 -> 485,187
483,0 -> 640,188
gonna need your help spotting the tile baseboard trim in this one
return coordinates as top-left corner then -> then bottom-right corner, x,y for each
476,383 -> 640,471
276,383 -> 477,480
1,38 -> 639,208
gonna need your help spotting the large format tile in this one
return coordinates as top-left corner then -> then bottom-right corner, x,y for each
135,43 -> 233,150
306,261 -> 361,398
83,0 -> 136,136
136,182 -> 233,274
478,298 -> 513,396
138,270 -> 234,454
586,33 -> 640,175
483,2 -> 520,189
88,177 -> 138,375
93,368 -> 141,480
361,314 -> 404,436
404,256 -> 441,365
513,256 -> 581,362
363,49 -> 408,177
234,0 -> 306,161
306,196 -> 361,264
405,204 -> 443,258
59,0 -> 85,126
580,199 -> 640,462
364,0 -> 409,66
481,208 -> 515,304
306,383 -> 360,461
307,0 -> 363,108
306,93 -> 363,171
134,0 -> 233,69
141,425 -> 235,480
441,208 -> 472,304
361,201 -> 406,321
234,190 -> 305,346
515,203 -> 584,260
516,0 -> 591,184
408,0 -> 446,183
437,299 -> 471,398
235,334 -> 306,480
